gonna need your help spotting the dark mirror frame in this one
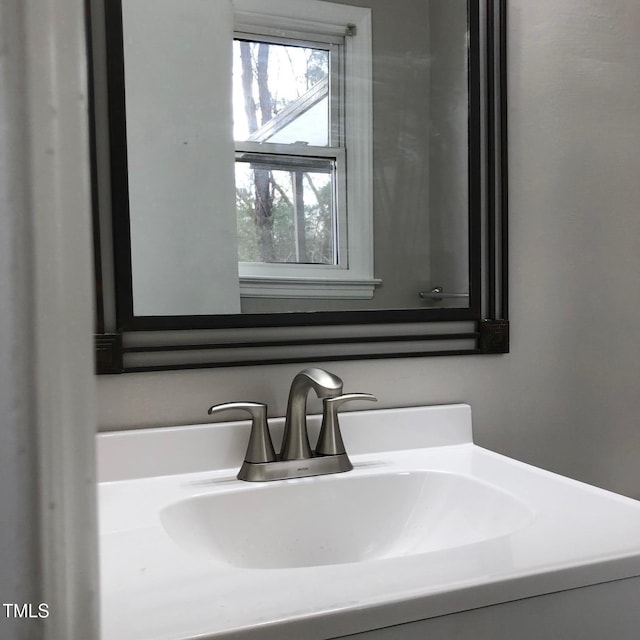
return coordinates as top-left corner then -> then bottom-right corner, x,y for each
89,0 -> 508,374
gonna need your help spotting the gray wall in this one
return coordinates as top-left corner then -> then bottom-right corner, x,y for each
98,0 -> 640,500
2,2 -> 99,637
429,0 -> 469,302
122,0 -> 241,316
0,0 -> 41,628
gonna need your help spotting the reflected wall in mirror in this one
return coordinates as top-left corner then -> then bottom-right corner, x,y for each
90,0 -> 508,372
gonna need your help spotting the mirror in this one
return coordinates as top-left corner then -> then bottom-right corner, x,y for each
90,0 -> 508,372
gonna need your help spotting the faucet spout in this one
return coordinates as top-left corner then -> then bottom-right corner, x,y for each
280,368 -> 343,460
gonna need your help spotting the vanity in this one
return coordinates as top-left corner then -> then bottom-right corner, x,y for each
98,395 -> 640,640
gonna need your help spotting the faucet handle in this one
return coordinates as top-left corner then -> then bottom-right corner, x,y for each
316,393 -> 377,456
208,402 -> 276,463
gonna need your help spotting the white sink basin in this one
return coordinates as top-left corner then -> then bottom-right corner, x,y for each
160,469 -> 533,569
98,404 -> 640,640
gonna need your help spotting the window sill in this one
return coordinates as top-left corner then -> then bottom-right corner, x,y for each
239,276 -> 381,299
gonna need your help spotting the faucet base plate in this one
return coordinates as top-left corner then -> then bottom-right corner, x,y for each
238,453 -> 353,482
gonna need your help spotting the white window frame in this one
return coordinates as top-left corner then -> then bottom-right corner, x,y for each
233,0 -> 378,299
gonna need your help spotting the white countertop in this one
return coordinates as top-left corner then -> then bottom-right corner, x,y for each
98,405 -> 640,640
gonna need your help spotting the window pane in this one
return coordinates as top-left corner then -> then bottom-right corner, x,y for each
235,156 -> 336,265
233,39 -> 330,146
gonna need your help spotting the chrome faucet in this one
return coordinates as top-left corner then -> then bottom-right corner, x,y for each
208,368 -> 376,482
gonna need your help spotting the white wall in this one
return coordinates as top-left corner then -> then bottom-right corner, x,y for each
98,0 -> 640,500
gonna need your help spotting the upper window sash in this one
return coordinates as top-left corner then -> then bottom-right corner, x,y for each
233,32 -> 343,149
